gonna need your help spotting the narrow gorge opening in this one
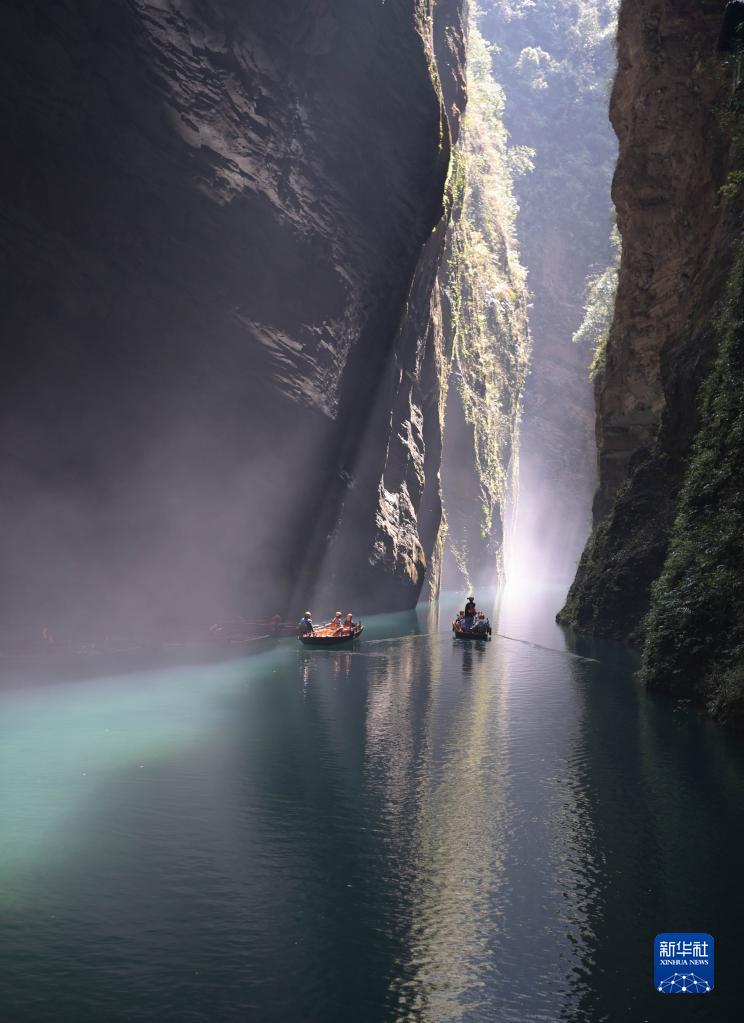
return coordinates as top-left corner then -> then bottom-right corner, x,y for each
440,1 -> 619,613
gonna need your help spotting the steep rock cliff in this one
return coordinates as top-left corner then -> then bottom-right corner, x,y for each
298,0 -> 468,613
560,0 -> 744,721
440,12 -> 530,594
481,1 -> 619,585
0,0 -> 465,631
641,242 -> 744,722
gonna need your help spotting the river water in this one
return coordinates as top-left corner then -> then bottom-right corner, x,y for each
1,584 -> 742,1022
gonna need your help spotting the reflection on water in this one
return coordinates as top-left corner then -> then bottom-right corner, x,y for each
386,635 -> 509,1021
1,590 -> 743,1021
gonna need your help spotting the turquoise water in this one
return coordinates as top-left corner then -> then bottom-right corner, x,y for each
1,586 -> 742,1021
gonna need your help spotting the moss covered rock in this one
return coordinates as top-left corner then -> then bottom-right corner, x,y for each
641,245 -> 744,723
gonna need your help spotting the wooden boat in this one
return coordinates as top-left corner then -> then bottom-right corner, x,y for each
299,623 -> 364,646
453,616 -> 492,641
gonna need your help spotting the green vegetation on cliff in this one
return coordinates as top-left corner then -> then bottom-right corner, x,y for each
442,10 -> 530,586
561,14 -> 744,725
641,243 -> 744,721
483,0 -> 619,299
471,1 -> 619,582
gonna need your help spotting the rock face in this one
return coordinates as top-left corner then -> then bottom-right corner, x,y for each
439,16 -> 531,595
640,245 -> 744,723
0,0 -> 465,631
561,0 -> 744,720
592,0 -> 730,526
480,1 -> 619,586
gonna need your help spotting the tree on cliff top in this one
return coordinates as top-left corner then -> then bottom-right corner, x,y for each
480,0 -> 619,303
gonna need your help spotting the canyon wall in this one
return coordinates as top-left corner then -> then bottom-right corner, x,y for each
0,0 -> 466,632
479,0 -> 619,586
560,0 -> 744,722
439,12 -> 530,595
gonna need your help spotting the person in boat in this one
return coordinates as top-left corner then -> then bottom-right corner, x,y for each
344,612 -> 354,633
329,611 -> 343,632
464,596 -> 476,616
298,611 -> 314,635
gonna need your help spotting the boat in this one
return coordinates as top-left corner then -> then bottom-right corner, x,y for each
298,623 -> 364,646
453,614 -> 492,641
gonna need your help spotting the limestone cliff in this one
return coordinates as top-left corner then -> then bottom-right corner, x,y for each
641,242 -> 744,722
0,0 -> 466,631
439,13 -> 530,594
481,1 -> 619,585
560,0 -> 744,721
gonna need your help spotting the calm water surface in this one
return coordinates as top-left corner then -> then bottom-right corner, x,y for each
1,585 -> 743,1022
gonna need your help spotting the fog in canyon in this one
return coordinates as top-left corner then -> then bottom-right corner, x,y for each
3,0 -> 744,723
